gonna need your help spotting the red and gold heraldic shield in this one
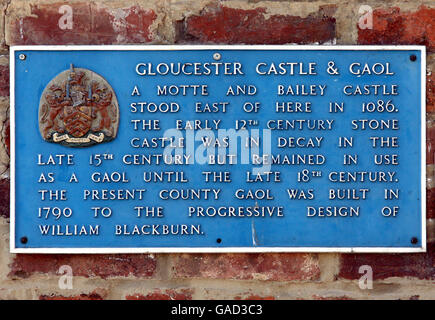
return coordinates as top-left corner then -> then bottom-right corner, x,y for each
38,65 -> 119,147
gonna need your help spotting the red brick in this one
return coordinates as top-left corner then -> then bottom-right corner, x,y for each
172,253 -> 320,281
427,121 -> 435,165
428,69 -> 435,112
3,119 -> 9,156
0,178 -> 9,218
126,289 -> 193,300
339,243 -> 435,280
358,6 -> 435,51
428,188 -> 435,219
177,4 -> 335,44
122,5 -> 157,43
8,3 -> 156,45
40,291 -> 104,300
0,65 -> 9,97
9,254 -> 156,279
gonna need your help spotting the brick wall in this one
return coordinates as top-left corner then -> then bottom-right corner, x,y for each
0,0 -> 434,300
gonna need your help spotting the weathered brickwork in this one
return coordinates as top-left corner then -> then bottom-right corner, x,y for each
6,1 -> 158,45
0,65 -> 9,97
339,243 -> 435,280
9,254 -> 157,279
172,253 -> 320,281
357,6 -> 435,52
40,290 -> 105,300
126,289 -> 193,300
0,0 -> 433,300
176,4 -> 336,44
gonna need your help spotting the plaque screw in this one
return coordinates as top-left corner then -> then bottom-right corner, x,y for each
411,237 -> 418,244
20,236 -> 28,244
18,54 -> 26,61
216,238 -> 222,244
213,53 -> 221,61
410,54 -> 417,62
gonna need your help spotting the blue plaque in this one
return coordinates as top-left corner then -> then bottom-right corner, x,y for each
10,46 -> 426,253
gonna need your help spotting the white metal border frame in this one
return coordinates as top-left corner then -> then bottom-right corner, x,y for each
9,45 -> 427,254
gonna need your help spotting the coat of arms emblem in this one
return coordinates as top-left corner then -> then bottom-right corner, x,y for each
39,64 -> 119,147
